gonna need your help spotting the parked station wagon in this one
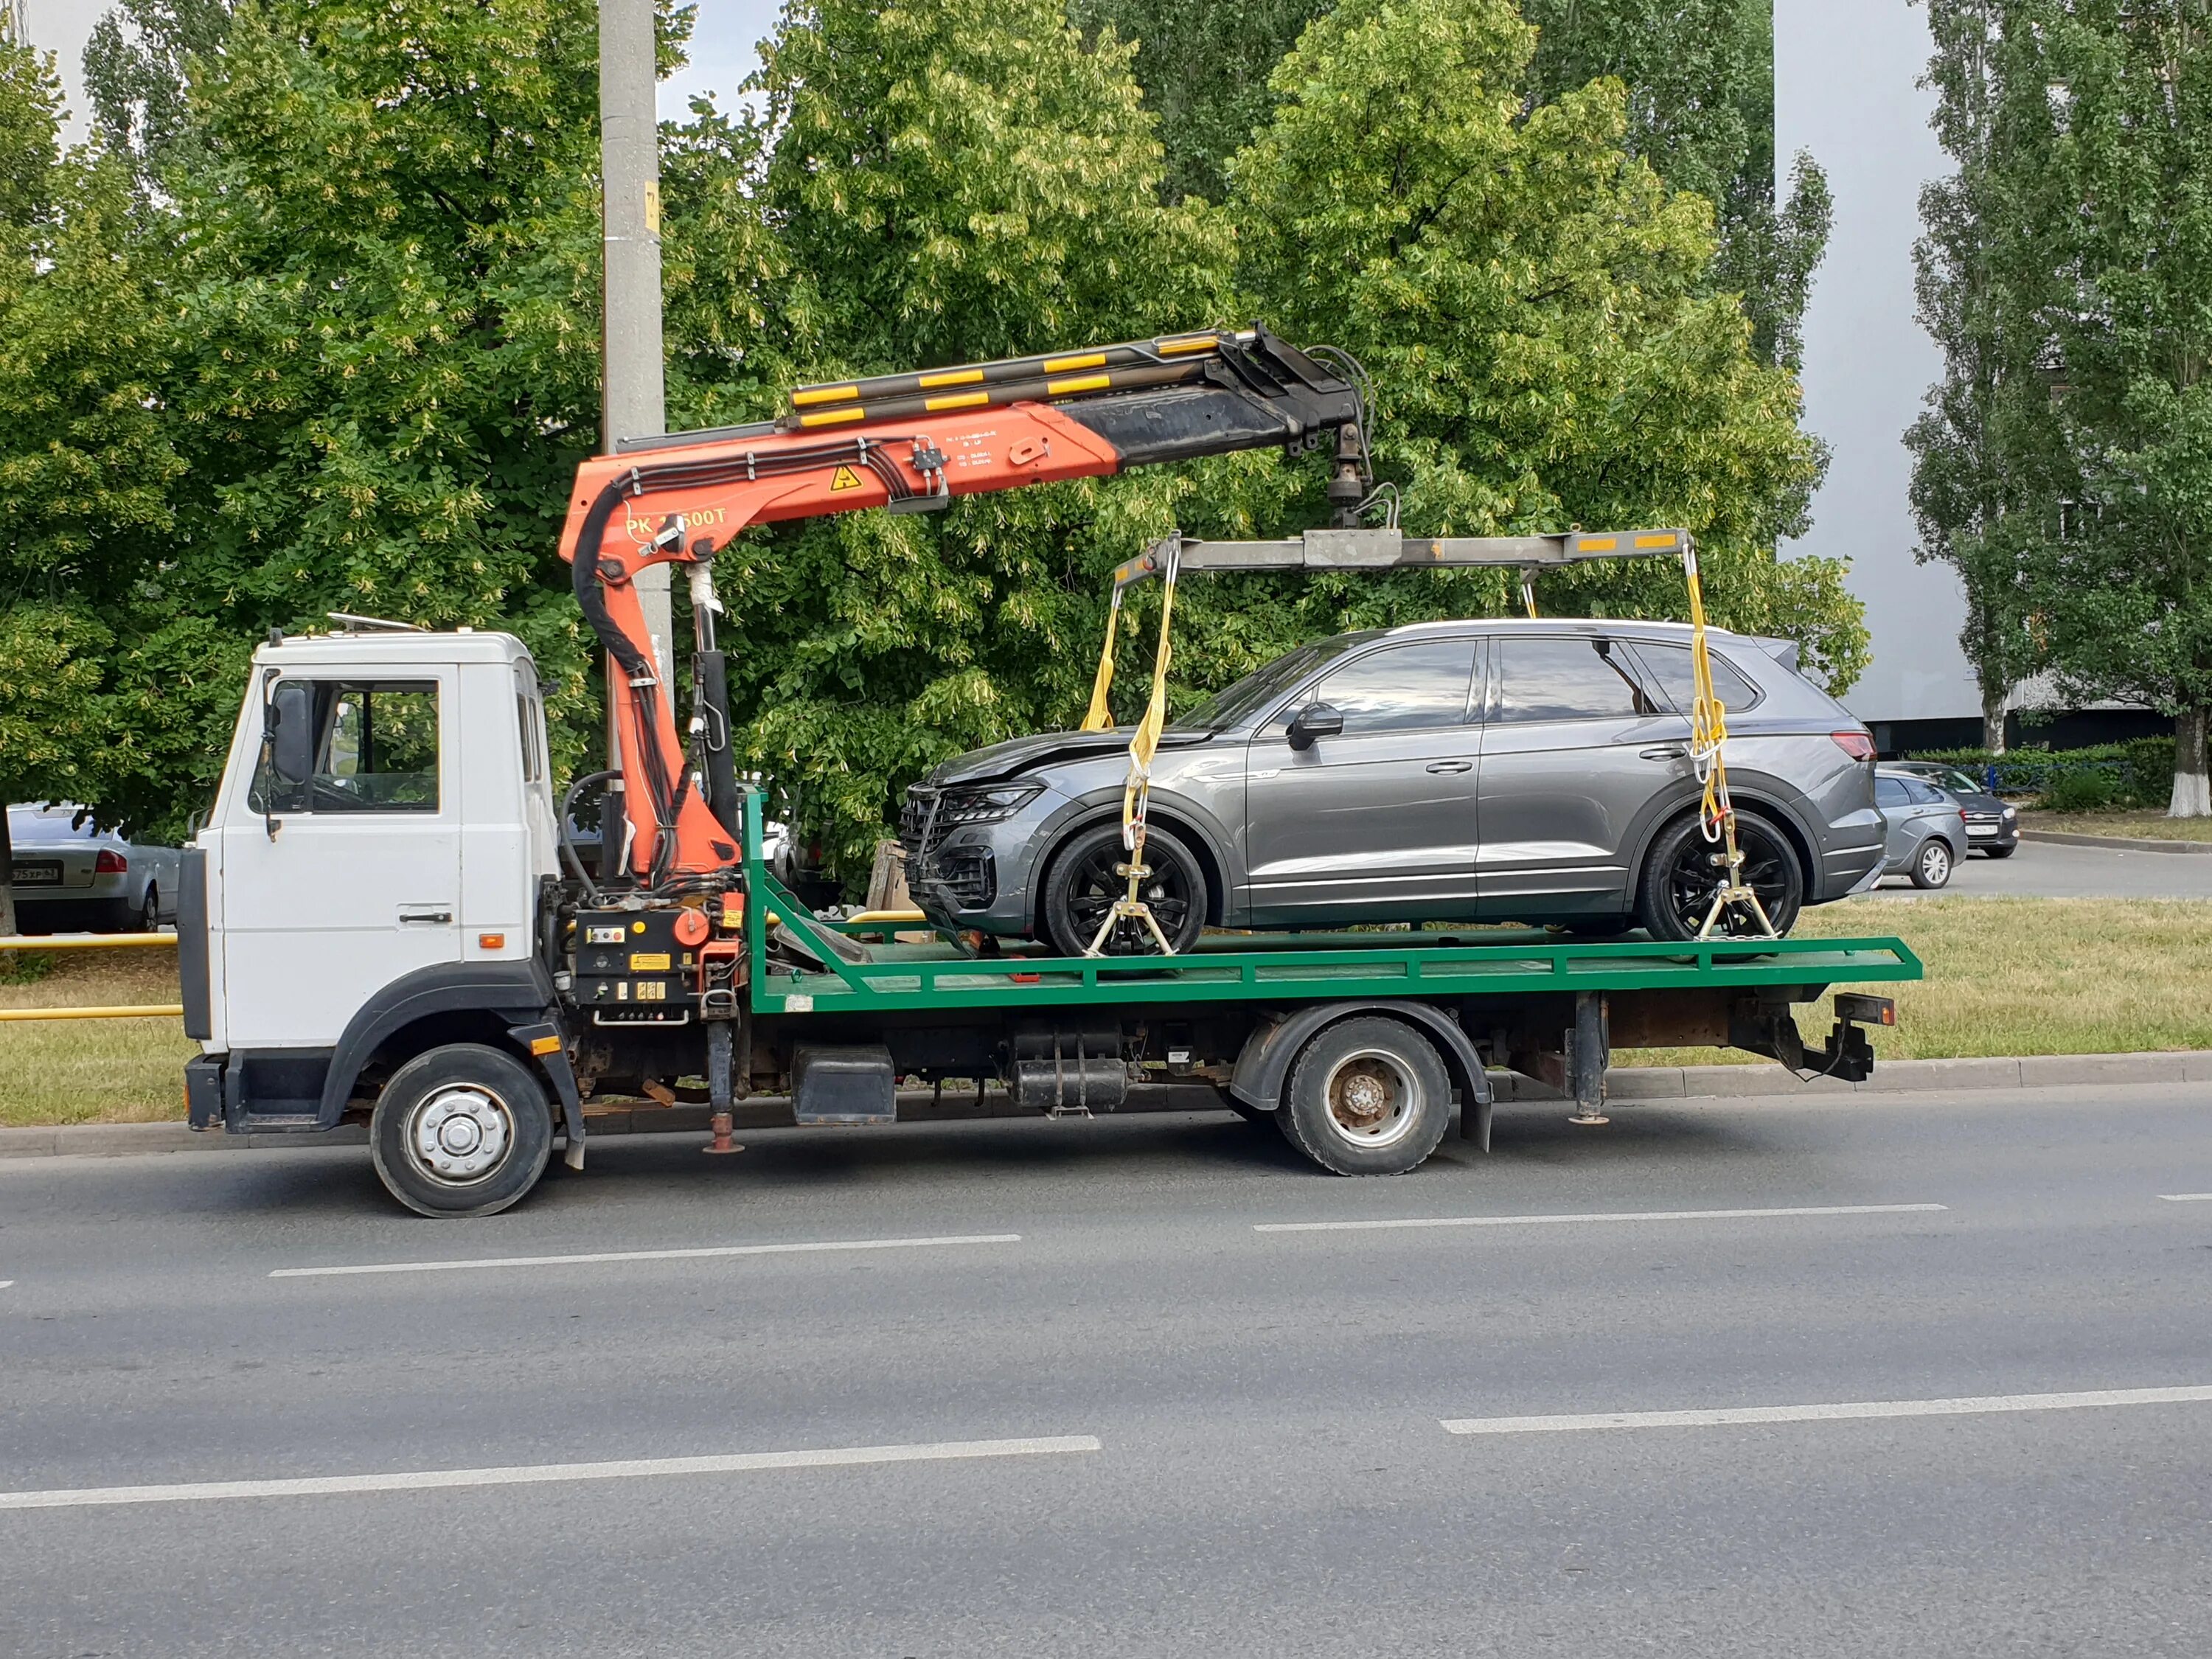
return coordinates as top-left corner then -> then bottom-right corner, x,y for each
902,619 -> 1884,953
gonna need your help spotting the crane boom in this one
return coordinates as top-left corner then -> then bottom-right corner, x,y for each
558,327 -> 1368,886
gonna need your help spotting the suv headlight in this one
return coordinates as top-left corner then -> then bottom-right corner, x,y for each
937,782 -> 1046,826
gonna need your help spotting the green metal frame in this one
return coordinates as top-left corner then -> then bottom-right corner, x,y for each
738,792 -> 1922,1016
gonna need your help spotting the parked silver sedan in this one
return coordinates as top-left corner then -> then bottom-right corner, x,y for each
1873,771 -> 1968,888
5,804 -> 179,933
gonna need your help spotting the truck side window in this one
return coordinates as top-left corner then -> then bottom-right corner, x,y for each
251,681 -> 441,814
516,692 -> 546,785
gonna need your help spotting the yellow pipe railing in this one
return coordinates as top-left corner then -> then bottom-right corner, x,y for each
0,932 -> 181,1023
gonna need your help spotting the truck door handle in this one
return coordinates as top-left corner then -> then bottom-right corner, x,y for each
1639,745 -> 1688,760
1425,759 -> 1473,774
397,908 -> 453,925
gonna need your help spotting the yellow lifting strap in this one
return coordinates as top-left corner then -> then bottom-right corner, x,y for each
1085,546 -> 1182,956
1680,543 -> 1775,940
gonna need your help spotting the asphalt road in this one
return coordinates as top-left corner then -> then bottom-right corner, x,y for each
1861,832 -> 2212,900
4,1085 -> 2210,1658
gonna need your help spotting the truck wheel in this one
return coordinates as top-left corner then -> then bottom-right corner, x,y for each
1276,1016 -> 1451,1176
370,1043 -> 554,1218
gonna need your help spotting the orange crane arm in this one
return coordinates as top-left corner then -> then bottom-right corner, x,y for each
558,327 -> 1368,887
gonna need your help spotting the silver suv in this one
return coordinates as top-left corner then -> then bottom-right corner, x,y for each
902,619 -> 1882,952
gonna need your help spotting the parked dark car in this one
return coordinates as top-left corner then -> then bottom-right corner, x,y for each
1887,761 -> 2018,856
6,804 -> 179,933
902,619 -> 1883,952
1873,771 -> 1968,888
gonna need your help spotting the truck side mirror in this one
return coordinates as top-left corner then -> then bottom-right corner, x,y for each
1287,703 -> 1344,751
265,681 -> 315,787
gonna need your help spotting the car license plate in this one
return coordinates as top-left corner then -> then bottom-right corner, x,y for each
10,860 -> 62,886
1967,824 -> 1997,837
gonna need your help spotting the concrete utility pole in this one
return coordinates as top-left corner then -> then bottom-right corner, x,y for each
599,0 -> 672,695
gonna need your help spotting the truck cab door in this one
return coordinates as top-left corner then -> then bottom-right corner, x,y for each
216,674 -> 462,1048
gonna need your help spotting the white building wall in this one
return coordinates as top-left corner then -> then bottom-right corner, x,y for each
1776,0 -> 1980,724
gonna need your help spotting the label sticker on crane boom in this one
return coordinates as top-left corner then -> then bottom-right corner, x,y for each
830,465 -> 865,492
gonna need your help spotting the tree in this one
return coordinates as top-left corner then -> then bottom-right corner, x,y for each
1993,1 -> 2212,813
1228,0 -> 1860,684
1905,0 -> 2054,751
703,0 -> 1237,872
0,41 -> 188,935
1065,0 -> 1331,203
82,0 -> 233,190
150,0 -> 655,793
1519,0 -> 1832,372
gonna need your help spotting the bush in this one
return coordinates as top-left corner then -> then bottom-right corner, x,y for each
2045,767 -> 2117,811
1910,737 -> 2175,807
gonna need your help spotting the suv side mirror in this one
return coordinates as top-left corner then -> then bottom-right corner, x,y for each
265,680 -> 315,787
1287,703 -> 1344,751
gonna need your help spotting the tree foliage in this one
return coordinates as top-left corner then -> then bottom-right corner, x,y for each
1,0 -> 1857,878
1929,1 -> 2212,812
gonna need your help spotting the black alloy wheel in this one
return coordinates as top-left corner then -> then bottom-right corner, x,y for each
1637,810 -> 1804,941
1040,822 -> 1207,958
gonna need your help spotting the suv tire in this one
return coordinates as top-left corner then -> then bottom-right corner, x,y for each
1636,809 -> 1804,941
1039,822 -> 1208,957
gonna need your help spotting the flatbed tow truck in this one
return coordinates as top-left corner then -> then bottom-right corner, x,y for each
175,327 -> 1919,1215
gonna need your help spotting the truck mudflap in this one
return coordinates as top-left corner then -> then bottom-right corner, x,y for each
508,1018 -> 588,1169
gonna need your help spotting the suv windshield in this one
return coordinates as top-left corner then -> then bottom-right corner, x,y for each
1169,633 -> 1376,731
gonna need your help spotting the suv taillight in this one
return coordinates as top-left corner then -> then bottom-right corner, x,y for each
94,849 -> 128,874
1831,731 -> 1875,762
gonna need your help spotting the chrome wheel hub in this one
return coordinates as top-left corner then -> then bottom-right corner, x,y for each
1322,1050 -> 1421,1149
408,1087 -> 512,1184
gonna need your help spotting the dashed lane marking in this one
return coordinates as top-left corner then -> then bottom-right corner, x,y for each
1255,1203 -> 1947,1234
1442,1385 -> 2212,1437
270,1234 -> 1021,1279
0,1434 -> 1102,1511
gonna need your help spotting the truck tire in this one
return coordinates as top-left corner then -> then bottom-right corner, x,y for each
1276,1016 -> 1451,1177
370,1043 -> 554,1218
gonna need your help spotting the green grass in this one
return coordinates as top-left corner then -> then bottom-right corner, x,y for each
2024,810 -> 2212,844
0,951 -> 195,1127
1624,897 -> 2212,1065
7,898 -> 2212,1124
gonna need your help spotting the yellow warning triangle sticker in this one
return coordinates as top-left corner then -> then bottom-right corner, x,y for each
830,465 -> 864,492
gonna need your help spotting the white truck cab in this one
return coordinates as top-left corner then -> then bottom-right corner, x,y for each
182,627 -> 568,1143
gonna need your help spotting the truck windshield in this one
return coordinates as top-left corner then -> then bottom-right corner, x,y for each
1169,633 -> 1377,732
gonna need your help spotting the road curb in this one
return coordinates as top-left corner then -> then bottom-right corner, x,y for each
2022,827 -> 2212,855
5,1058 -> 2211,1158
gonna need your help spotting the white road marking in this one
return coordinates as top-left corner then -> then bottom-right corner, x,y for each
1255,1203 -> 1947,1234
0,1434 -> 1102,1512
2157,1193 -> 2212,1203
270,1234 -> 1021,1279
0,1280 -> 12,1290
1442,1385 -> 2212,1437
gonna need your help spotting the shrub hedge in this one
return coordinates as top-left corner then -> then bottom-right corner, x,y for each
1908,737 -> 2176,807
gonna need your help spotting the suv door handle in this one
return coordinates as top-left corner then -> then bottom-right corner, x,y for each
1425,759 -> 1474,774
397,907 -> 453,925
1639,745 -> 1688,760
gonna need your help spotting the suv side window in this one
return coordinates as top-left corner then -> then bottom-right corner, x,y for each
252,681 -> 441,813
1628,640 -> 1763,714
1493,637 -> 1666,723
1298,639 -> 1478,734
